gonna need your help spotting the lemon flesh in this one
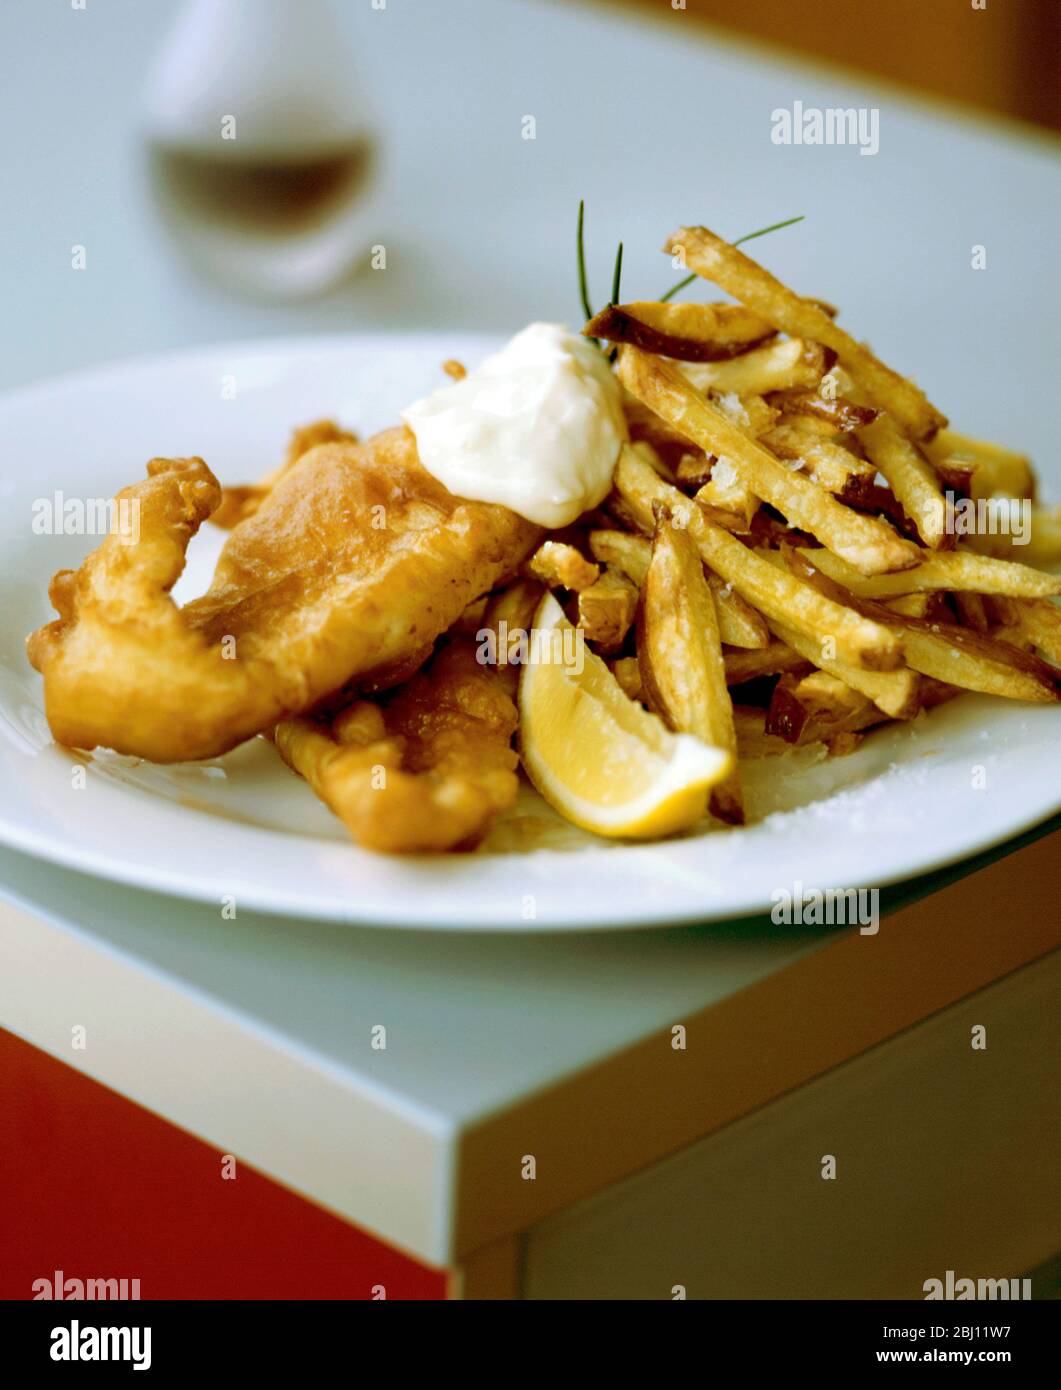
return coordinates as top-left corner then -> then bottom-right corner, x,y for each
518,594 -> 732,839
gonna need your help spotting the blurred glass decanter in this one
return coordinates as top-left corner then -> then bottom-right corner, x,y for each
143,0 -> 380,299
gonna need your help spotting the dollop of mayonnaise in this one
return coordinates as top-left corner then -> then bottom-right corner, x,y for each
402,322 -> 627,528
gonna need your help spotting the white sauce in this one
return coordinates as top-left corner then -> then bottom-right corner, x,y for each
402,322 -> 627,528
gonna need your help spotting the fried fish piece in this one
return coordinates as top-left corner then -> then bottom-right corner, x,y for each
27,427 -> 541,762
274,638 -> 519,853
211,418 -> 360,529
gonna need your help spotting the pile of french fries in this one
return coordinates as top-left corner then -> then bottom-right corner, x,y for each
509,224 -> 1060,828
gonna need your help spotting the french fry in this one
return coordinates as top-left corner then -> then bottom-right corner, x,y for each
724,641 -> 811,685
952,592 -> 990,632
615,443 -> 904,671
694,459 -> 760,530
766,409 -> 838,440
589,525 -> 767,649
733,706 -> 797,758
916,678 -> 965,712
804,546 -> 1061,600
767,616 -> 920,718
991,625 -> 1033,652
618,346 -> 920,575
622,389 -> 695,458
609,655 -> 644,702
577,568 -> 639,650
527,540 -> 600,591
584,300 -> 775,361
905,594 -> 954,623
992,597 -> 1061,664
784,546 -> 1060,703
764,388 -> 877,432
760,419 -> 875,493
933,457 -> 975,496
748,510 -> 816,549
631,439 -> 671,474
707,574 -> 769,649
894,625 -> 1058,700
961,505 -> 1061,566
707,392 -> 780,440
859,415 -> 948,549
840,476 -> 921,541
664,225 -> 947,439
678,338 -> 830,396
588,529 -> 651,585
675,453 -> 714,490
925,430 -> 1035,500
882,593 -> 933,619
766,670 -> 881,745
639,519 -> 743,822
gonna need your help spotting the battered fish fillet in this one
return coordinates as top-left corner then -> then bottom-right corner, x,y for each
210,418 -> 359,529
27,426 -> 541,762
274,638 -> 520,852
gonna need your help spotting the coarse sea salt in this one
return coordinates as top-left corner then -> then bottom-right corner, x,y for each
713,391 -> 748,426
710,457 -> 739,490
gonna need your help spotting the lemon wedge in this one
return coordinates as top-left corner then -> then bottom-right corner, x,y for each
518,594 -> 733,839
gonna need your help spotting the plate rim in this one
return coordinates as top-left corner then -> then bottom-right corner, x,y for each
0,790 -> 1058,931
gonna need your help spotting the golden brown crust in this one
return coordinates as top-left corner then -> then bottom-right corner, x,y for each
211,419 -> 360,529
27,428 -> 541,761
275,639 -> 520,853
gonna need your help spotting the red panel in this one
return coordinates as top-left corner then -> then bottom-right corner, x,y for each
0,1027 -> 447,1300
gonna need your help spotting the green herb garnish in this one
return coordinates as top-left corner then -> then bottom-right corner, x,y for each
578,201 -> 624,352
577,205 -> 801,350
659,214 -> 804,302
577,199 -> 594,325
609,240 -> 624,307
606,241 -> 624,360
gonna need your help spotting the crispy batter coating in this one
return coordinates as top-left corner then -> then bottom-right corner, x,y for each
274,639 -> 519,852
27,427 -> 540,761
211,419 -> 360,529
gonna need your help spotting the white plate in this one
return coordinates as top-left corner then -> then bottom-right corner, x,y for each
0,335 -> 1058,929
